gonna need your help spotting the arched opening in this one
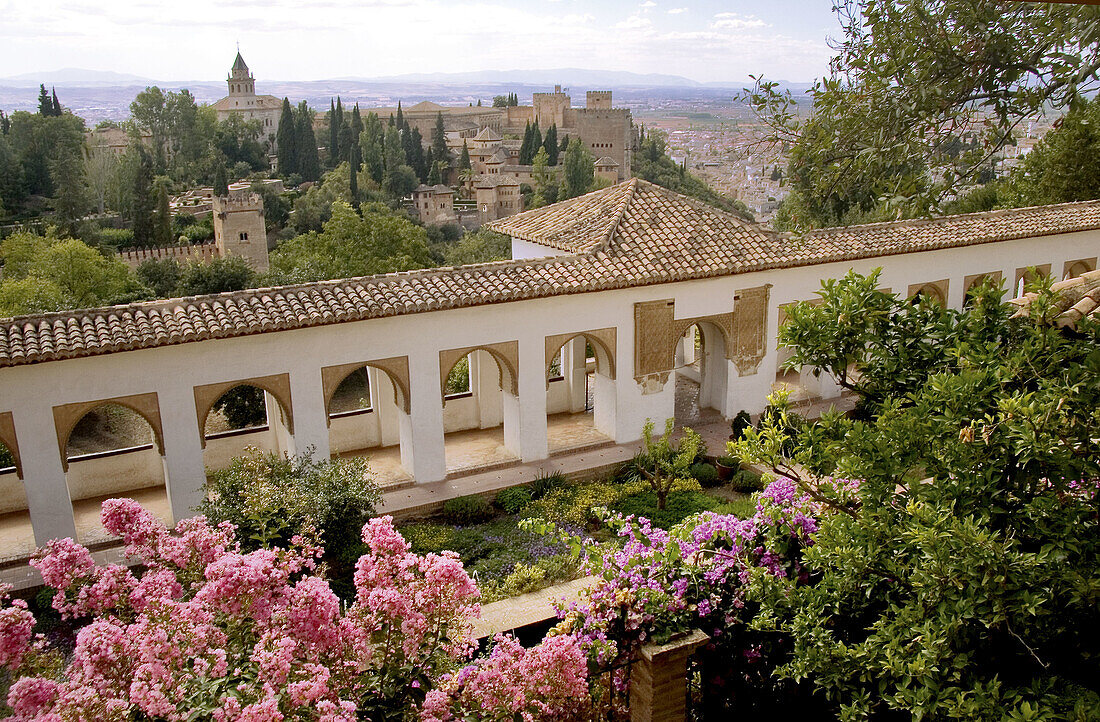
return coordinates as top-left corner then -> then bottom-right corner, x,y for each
202,384 -> 292,473
910,283 -> 947,306
545,334 -> 616,453
442,349 -> 518,475
327,366 -> 412,488
674,322 -> 728,424
0,439 -> 33,560
64,403 -> 171,544
1064,259 -> 1095,280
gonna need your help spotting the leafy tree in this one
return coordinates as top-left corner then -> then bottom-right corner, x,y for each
135,257 -> 181,297
441,228 -> 511,266
267,200 -> 433,283
382,126 -> 417,197
530,146 -> 554,207
48,148 -> 88,228
0,134 -> 24,215
176,256 -> 255,296
276,97 -> 297,177
745,0 -> 1100,227
295,101 -> 321,182
492,95 -> 510,108
562,137 -> 595,199
213,114 -> 266,171
0,276 -> 65,316
131,147 -> 156,246
153,180 -> 172,246
213,161 -> 229,196
84,146 -> 116,216
622,418 -> 704,511
130,86 -> 171,169
212,385 -> 267,429
734,272 -> 1100,719
360,111 -> 385,184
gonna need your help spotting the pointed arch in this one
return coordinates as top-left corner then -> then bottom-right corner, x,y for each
907,279 -> 949,306
544,328 -> 616,386
321,356 -> 411,423
193,373 -> 293,448
53,393 -> 164,472
439,341 -> 519,399
0,412 -> 22,479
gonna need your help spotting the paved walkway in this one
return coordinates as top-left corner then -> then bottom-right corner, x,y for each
473,576 -> 596,639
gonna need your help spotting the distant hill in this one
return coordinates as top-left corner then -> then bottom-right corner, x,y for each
341,68 -> 724,88
0,68 -> 158,87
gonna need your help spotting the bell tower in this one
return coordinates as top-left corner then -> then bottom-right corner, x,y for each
227,50 -> 255,97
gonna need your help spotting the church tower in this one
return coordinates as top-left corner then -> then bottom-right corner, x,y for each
227,51 -> 255,97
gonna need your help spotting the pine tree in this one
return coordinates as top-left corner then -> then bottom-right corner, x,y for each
459,140 -> 471,170
518,122 -> 533,165
51,88 -> 61,116
132,148 -> 156,246
544,124 -> 559,165
276,98 -> 298,177
154,181 -> 172,246
214,162 -> 229,196
37,85 -> 52,116
431,112 -> 448,166
328,99 -> 338,169
296,101 -> 321,182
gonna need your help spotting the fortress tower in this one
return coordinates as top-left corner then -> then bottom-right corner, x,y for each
213,185 -> 269,272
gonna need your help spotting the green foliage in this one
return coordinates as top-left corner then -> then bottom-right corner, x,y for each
729,468 -> 764,493
562,137 -> 594,200
688,462 -> 720,488
295,101 -> 321,183
530,470 -> 567,500
743,1 -> 1100,226
276,98 -> 297,177
633,131 -> 753,219
620,419 -> 704,510
0,441 -> 13,470
201,449 -> 380,597
443,355 -> 470,395
135,257 -> 182,298
96,227 -> 135,247
177,256 -> 255,296
441,495 -> 494,525
523,478 -> 649,528
734,271 -> 1100,719
710,496 -> 757,519
212,385 -> 267,429
441,229 -> 510,266
730,409 -> 753,439
494,486 -> 532,514
269,200 -> 432,284
611,486 -> 720,529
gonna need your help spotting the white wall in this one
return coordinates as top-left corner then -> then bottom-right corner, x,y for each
66,446 -> 164,500
2,227 -> 1096,544
0,471 -> 26,514
510,239 -> 570,260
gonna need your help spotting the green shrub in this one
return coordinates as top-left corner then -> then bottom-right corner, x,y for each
611,488 -> 720,528
181,222 -> 214,243
530,470 -> 567,500
711,496 -> 757,519
729,469 -> 764,493
730,410 -> 753,439
200,449 -> 381,593
98,227 -> 134,247
495,486 -> 532,514
442,494 -> 494,525
478,554 -> 582,603
523,479 -> 648,527
689,462 -> 720,487
400,522 -> 458,554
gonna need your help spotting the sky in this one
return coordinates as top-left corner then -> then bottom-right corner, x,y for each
0,0 -> 840,83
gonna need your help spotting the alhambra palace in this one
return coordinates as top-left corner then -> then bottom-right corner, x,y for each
0,172 -> 1098,587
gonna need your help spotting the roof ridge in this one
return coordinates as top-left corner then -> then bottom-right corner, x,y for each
598,178 -> 638,251
631,178 -> 773,234
805,198 -> 1100,235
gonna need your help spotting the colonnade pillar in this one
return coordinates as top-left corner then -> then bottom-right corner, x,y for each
403,351 -> 447,483
14,406 -> 76,544
158,385 -> 208,522
286,369 -> 331,461
512,336 -> 548,462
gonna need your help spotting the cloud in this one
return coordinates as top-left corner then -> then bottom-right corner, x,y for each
639,0 -> 657,7
711,12 -> 767,30
614,14 -> 653,30
667,7 -> 688,14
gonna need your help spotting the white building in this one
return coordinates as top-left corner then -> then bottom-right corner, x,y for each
211,51 -> 282,147
0,180 -> 1097,583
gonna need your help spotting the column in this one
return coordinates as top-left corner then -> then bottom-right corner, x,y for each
514,336 -> 548,462
287,368 -> 331,461
158,384 -> 208,523
15,405 -> 77,544
567,338 -> 587,413
402,350 -> 446,483
629,630 -> 708,722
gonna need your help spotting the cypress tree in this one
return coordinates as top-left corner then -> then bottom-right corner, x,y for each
295,101 -> 321,182
51,88 -> 62,116
348,147 -> 359,211
518,122 -> 532,165
559,134 -> 569,155
428,160 -> 441,185
352,103 -> 363,138
328,99 -> 338,168
276,98 -> 297,177
431,112 -> 448,166
530,122 -> 542,164
132,148 -> 156,246
37,85 -> 52,116
544,124 -> 559,165
388,114 -> 395,128
154,181 -> 172,246
409,126 -> 427,181
214,161 -> 229,196
459,140 -> 471,170
333,97 -> 345,165
476,99 -> 482,107
396,101 -> 404,132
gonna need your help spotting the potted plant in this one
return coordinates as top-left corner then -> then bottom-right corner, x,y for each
715,455 -> 737,481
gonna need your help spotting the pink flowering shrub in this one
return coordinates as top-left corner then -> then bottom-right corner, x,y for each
1,499 -> 480,722
420,633 -> 590,721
